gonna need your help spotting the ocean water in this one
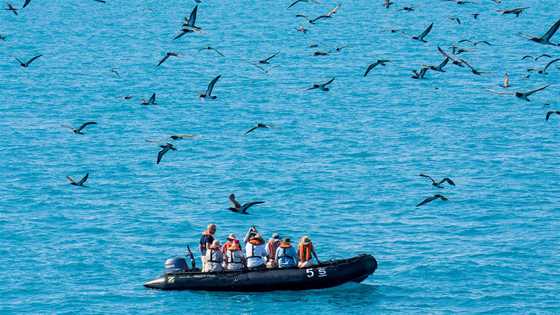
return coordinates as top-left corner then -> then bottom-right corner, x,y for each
1,0 -> 559,313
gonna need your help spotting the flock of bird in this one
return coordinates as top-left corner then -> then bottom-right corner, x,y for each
3,0 -> 559,210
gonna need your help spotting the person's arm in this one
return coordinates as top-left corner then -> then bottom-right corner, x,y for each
243,227 -> 254,243
311,246 -> 320,264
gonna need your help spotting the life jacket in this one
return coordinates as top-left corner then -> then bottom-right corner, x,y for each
246,241 -> 264,261
267,240 -> 280,260
207,249 -> 223,264
226,250 -> 243,265
298,242 -> 313,262
277,246 -> 295,264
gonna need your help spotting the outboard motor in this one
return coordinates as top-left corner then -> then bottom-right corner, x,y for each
164,257 -> 188,274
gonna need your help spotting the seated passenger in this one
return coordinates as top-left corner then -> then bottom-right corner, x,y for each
203,240 -> 224,272
243,227 -> 267,270
266,233 -> 281,268
297,236 -> 319,268
224,240 -> 245,271
275,238 -> 298,268
222,233 -> 237,255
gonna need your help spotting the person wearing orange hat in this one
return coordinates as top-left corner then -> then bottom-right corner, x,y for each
297,235 -> 319,268
224,240 -> 245,271
243,226 -> 267,270
275,238 -> 298,268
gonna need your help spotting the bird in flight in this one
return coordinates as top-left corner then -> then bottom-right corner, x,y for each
416,194 -> 448,207
141,93 -> 157,105
169,134 -> 196,140
62,122 -> 97,135
156,52 -> 178,67
228,194 -> 264,214
245,123 -> 270,135
497,7 -> 528,17
258,52 -> 280,64
157,143 -> 177,164
384,0 -> 393,8
488,85 -> 550,101
521,18 -> 560,45
546,111 -> 560,121
307,77 -> 335,91
426,58 -> 449,73
15,55 -> 42,68
174,5 -> 200,40
411,66 -> 429,79
67,173 -> 89,187
419,174 -> 455,188
199,75 -> 221,100
364,60 -> 390,77
412,23 -> 433,42
530,58 -> 560,74
199,46 -> 224,57
5,2 -> 18,15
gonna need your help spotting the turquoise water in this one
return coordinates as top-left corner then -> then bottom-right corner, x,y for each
1,0 -> 559,313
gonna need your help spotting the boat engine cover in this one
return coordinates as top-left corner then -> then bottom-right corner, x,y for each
164,257 -> 188,274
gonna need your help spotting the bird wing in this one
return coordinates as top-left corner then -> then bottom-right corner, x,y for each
23,0 -> 31,8
459,58 -> 475,71
441,178 -> 456,186
536,54 -> 552,60
546,111 -> 553,121
66,176 -> 76,184
364,63 -> 376,77
245,126 -> 258,135
211,48 -> 225,57
438,57 -> 449,68
525,85 -> 550,96
157,147 -> 169,164
26,54 -> 42,65
15,57 -> 24,65
148,93 -> 156,104
416,196 -> 437,207
543,58 -> 560,72
262,52 -> 280,62
419,173 -> 436,183
229,194 -> 241,209
324,77 -> 335,86
288,0 -> 302,8
521,55 -> 534,60
77,173 -> 89,185
241,201 -> 265,213
61,124 -> 75,130
437,46 -> 459,63
187,5 -> 198,27
418,23 -> 433,40
157,55 -> 170,67
76,121 -> 97,132
541,18 -> 560,42
206,75 -> 221,96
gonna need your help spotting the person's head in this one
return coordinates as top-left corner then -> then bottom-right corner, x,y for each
210,240 -> 221,249
207,224 -> 216,234
300,236 -> 312,245
271,233 -> 280,240
227,233 -> 237,241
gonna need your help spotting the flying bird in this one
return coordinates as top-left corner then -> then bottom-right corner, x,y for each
245,123 -> 270,135
174,5 -> 200,40
15,55 -> 41,68
412,23 -> 433,42
67,173 -> 89,187
170,134 -> 195,140
437,46 -> 465,67
141,93 -> 157,105
536,58 -> 560,74
521,18 -> 560,45
228,194 -> 264,214
488,85 -> 550,101
497,7 -> 528,17
110,68 -> 120,77
411,66 -> 429,79
384,0 -> 393,8
426,58 -> 449,72
157,143 -> 177,164
306,77 -> 335,91
199,75 -> 221,99
419,174 -> 456,188
156,52 -> 178,67
546,111 -> 560,121
62,122 -> 97,135
416,194 -> 448,207
258,52 -> 279,64
364,60 -> 390,77
199,46 -> 224,57
5,3 -> 17,15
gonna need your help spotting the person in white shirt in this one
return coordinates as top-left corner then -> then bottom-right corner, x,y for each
243,227 -> 267,270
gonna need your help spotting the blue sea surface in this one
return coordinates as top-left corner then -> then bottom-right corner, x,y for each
1,0 -> 559,313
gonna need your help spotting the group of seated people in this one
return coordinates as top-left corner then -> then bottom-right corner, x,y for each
199,224 -> 319,272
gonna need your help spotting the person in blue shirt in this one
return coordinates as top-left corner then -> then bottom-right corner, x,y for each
275,238 -> 298,268
199,224 -> 216,270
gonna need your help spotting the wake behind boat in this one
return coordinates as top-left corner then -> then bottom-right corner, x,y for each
144,254 -> 377,291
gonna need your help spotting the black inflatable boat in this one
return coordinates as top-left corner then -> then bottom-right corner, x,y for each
144,254 -> 377,291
